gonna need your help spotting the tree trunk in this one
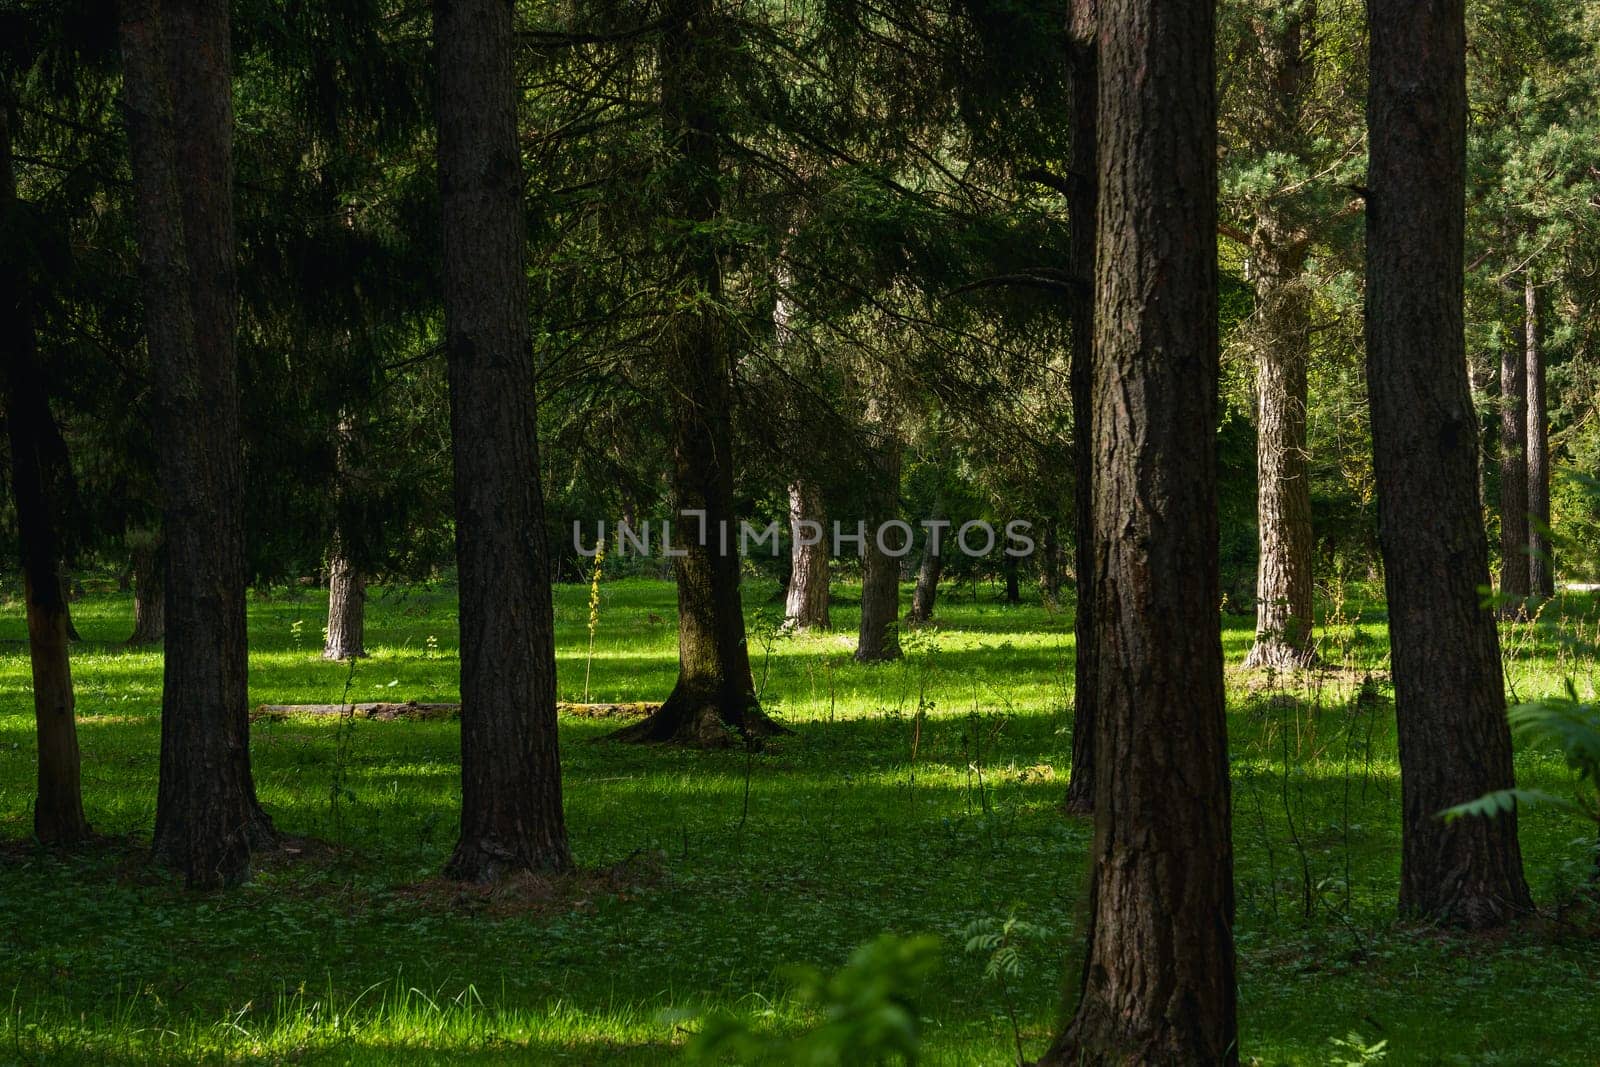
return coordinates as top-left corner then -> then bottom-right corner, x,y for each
121,0 -> 273,887
1003,555 -> 1021,605
908,528 -> 942,625
323,550 -> 366,660
2,99 -> 90,845
1062,0 -> 1098,818
128,535 -> 166,645
323,415 -> 367,660
1039,519 -> 1062,606
1245,230 -> 1316,669
610,0 -> 782,746
436,0 -> 571,879
1244,6 -> 1317,670
784,480 -> 831,629
856,434 -> 903,663
1044,0 -> 1238,1060
1498,303 -> 1530,616
1365,0 -> 1532,928
1525,274 -> 1552,599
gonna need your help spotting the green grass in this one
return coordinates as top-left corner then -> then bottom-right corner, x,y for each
2,576 -> 1598,1064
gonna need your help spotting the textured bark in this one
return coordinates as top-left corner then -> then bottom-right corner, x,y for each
1044,0 -> 1238,1060
1525,275 -> 1552,599
855,435 -> 903,663
323,553 -> 366,660
1245,232 -> 1316,668
128,536 -> 166,644
1243,5 -> 1317,670
1365,0 -> 1532,927
122,0 -> 273,887
610,0 -> 782,745
1063,0 -> 1098,818
2,100 -> 90,845
323,416 -> 367,660
908,529 -> 942,625
436,0 -> 571,878
784,480 -> 831,629
1498,305 -> 1530,615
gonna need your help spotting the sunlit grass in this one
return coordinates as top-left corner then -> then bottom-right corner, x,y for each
1,577 -> 1597,1063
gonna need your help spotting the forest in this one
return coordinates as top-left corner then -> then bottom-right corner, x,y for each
2,0 -> 1600,1062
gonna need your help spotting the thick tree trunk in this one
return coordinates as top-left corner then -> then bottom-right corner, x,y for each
784,480 -> 831,629
436,0 -> 571,879
908,528 -> 942,625
1245,230 -> 1316,669
1365,0 -> 1531,927
2,100 -> 90,845
323,551 -> 366,660
121,0 -> 273,887
1244,6 -> 1317,671
128,536 -> 166,645
1044,0 -> 1238,1060
856,435 -> 903,663
1498,304 -> 1530,616
1525,275 -> 1552,599
1063,0 -> 1098,818
610,0 -> 782,746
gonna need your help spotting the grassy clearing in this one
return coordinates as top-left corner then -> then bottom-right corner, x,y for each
1,577 -> 1598,1064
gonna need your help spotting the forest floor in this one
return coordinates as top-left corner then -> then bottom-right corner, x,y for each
2,576 -> 1598,1064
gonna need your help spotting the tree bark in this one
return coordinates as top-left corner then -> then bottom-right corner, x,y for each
856,434 -> 903,663
1039,519 -> 1062,606
128,534 -> 166,645
1063,0 -> 1098,818
908,526 -> 942,625
1498,302 -> 1530,615
435,0 -> 572,879
1245,230 -> 1316,668
784,480 -> 831,629
609,0 -> 782,746
121,0 -> 273,887
1243,5 -> 1317,670
1044,0 -> 1238,1060
323,416 -> 367,660
323,551 -> 366,660
1525,274 -> 1552,599
1365,0 -> 1532,927
1002,555 -> 1021,604
2,99 -> 90,845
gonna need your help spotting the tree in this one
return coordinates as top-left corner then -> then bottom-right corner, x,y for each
856,418 -> 904,663
778,280 -> 831,631
1062,0 -> 1098,818
323,542 -> 366,660
908,522 -> 943,626
126,527 -> 165,644
121,0 -> 274,887
1238,0 -> 1318,670
2,95 -> 89,845
323,416 -> 366,661
1043,0 -> 1237,1059
1525,273 -> 1553,598
610,0 -> 783,746
1365,0 -> 1532,927
785,479 -> 831,630
435,0 -> 571,879
1499,286 -> 1530,615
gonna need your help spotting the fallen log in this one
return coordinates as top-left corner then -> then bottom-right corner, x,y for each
251,701 -> 659,723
